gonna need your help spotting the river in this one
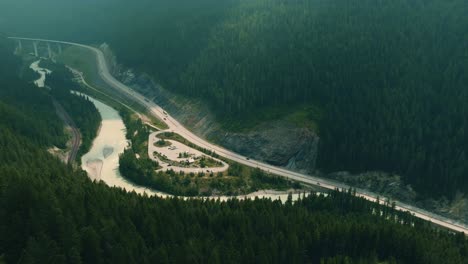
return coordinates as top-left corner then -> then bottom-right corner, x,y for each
30,59 -> 306,201
74,88 -> 304,201
29,59 -> 163,196
30,60 -> 51,88
80,97 -> 305,201
79,96 -> 169,196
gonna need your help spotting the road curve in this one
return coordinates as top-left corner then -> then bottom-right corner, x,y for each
9,37 -> 468,234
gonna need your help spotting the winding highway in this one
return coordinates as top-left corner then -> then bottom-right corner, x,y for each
9,37 -> 468,234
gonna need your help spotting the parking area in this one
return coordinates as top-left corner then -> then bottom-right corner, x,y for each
148,132 -> 229,173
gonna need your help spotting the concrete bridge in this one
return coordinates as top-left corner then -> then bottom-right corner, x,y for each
11,37 -> 63,59
7,36 -> 468,235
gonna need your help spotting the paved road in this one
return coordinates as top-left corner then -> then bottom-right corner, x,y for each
9,37 -> 468,234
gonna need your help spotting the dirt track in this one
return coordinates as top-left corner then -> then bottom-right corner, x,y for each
52,99 -> 81,164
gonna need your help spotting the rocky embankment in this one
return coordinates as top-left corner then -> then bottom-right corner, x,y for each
327,171 -> 468,225
99,44 -> 468,224
100,44 -> 319,174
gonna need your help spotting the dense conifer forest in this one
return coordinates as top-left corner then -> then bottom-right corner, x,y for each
44,62 -> 101,158
118,111 -> 294,196
1,0 -> 467,198
0,41 -> 67,148
1,36 -> 468,263
109,0 -> 468,198
4,0 -> 467,199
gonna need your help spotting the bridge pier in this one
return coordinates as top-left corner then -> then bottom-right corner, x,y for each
17,40 -> 22,53
47,42 -> 52,58
33,41 -> 39,57
57,43 -> 62,54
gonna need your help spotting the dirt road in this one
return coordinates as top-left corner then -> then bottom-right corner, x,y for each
52,99 -> 81,164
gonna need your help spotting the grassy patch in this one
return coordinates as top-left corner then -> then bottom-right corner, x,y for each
57,46 -> 304,196
120,124 -> 302,196
57,46 -> 99,84
57,45 -> 168,129
284,104 -> 322,132
157,131 -> 301,195
199,156 -> 222,168
219,103 -> 322,133
154,138 -> 172,148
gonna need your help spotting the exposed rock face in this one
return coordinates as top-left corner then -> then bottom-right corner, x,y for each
99,43 -> 120,76
220,121 -> 318,173
98,46 -> 468,224
156,84 -> 319,173
328,171 -> 418,202
102,46 -> 319,174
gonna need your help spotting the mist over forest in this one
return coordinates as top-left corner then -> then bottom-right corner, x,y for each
1,1 -> 468,262
1,0 -> 468,198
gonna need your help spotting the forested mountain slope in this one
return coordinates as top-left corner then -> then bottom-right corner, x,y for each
111,0 -> 468,198
1,0 -> 467,198
1,35 -> 468,263
0,40 -> 67,148
44,62 -> 101,159
112,0 -> 468,198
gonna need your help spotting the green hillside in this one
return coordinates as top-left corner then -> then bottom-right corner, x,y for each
1,0 -> 467,198
1,36 -> 468,263
109,0 -> 468,198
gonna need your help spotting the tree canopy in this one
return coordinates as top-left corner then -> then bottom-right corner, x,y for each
1,0 -> 467,198
1,36 -> 468,263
